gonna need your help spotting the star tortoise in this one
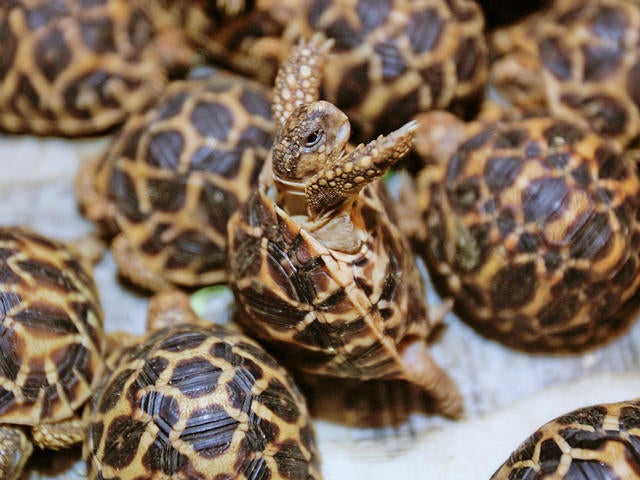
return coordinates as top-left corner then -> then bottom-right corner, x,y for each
0,226 -> 105,480
0,0 -> 193,136
84,323 -> 321,480
490,0 -> 640,148
491,398 -> 640,479
409,110 -> 640,352
228,36 -> 462,418
76,70 -> 274,292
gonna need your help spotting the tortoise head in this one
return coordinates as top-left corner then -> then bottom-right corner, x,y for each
272,100 -> 350,214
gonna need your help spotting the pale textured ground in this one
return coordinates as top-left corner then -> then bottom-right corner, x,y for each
2,133 -> 640,479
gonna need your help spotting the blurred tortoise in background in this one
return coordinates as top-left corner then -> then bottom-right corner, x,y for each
76,69 -> 274,292
491,398 -> 640,479
490,0 -> 640,148
0,0 -> 193,136
83,291 -> 321,480
227,36 -> 463,418
0,226 -> 105,480
157,0 -> 488,144
406,110 -> 640,352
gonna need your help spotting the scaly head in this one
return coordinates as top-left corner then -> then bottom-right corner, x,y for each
272,100 -> 350,214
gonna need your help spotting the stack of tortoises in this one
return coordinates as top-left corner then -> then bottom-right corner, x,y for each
408,110 -> 640,352
491,398 -> 640,479
227,35 -> 462,418
490,0 -> 640,148
76,70 -> 274,291
0,226 -> 105,480
83,292 -> 321,480
0,0 -> 193,136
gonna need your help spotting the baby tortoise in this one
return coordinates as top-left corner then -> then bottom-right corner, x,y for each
492,398 -> 640,479
409,111 -> 640,352
0,226 -> 105,480
301,0 -> 489,142
490,0 -> 640,148
158,0 -> 488,143
228,36 -> 462,418
0,0 -> 193,136
84,293 -> 321,480
76,70 -> 274,292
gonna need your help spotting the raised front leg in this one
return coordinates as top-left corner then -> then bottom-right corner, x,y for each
0,426 -> 33,480
306,120 -> 418,216
272,34 -> 333,128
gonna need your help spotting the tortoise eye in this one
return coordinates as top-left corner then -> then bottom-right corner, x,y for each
303,129 -> 323,148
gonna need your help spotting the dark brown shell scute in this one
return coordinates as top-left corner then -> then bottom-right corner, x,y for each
491,399 -> 640,480
0,227 -> 104,424
421,117 -> 640,352
85,324 -> 320,480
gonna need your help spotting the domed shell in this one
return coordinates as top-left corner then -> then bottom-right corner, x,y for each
307,0 -> 489,141
490,0 -> 640,147
491,398 -> 640,479
0,226 -> 105,425
79,71 -> 274,289
0,0 -> 192,136
417,115 -> 640,351
84,323 -> 321,480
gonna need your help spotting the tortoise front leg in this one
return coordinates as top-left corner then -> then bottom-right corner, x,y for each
0,426 -> 33,480
31,416 -> 85,450
306,120 -> 418,217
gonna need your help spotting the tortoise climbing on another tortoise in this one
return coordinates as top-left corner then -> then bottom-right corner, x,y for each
76,70 -> 274,292
227,36 -> 462,418
0,0 -> 193,136
0,226 -> 105,480
408,110 -> 640,352
491,398 -> 640,479
490,0 -> 640,148
84,317 -> 321,479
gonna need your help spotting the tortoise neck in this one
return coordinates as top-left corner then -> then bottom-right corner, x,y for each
273,173 -> 309,216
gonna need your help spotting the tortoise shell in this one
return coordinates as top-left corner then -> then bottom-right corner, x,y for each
490,0 -> 640,148
84,323 -> 321,480
414,113 -> 640,352
77,71 -> 273,291
491,398 -> 640,479
158,0 -> 488,143
304,0 -> 489,142
227,35 -> 462,418
0,0 -> 192,136
0,226 -> 105,425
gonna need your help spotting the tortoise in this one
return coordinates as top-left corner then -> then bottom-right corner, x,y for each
491,398 -> 640,479
0,226 -> 105,480
0,0 -> 193,136
489,0 -> 640,148
75,69 -> 274,292
83,292 -> 321,480
155,0 -> 489,144
407,110 -> 640,352
227,35 -> 463,418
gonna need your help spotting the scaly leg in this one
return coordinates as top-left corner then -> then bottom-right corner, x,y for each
306,120 -> 418,216
0,426 -> 33,480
